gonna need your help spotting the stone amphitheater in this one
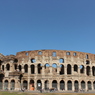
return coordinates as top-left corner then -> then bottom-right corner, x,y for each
0,50 -> 95,91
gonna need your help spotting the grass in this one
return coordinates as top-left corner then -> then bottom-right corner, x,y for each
0,92 -> 95,95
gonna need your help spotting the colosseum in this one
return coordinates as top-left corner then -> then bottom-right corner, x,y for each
0,49 -> 95,91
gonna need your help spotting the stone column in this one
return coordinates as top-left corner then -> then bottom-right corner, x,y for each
34,80 -> 37,91
57,81 -> 60,91
85,81 -> 87,91
72,81 -> 74,91
91,81 -> 93,90
2,80 -> 4,90
50,66 -> 52,74
28,66 -> 31,75
72,66 -> 74,75
8,80 -> 10,90
42,80 -> 44,89
49,80 -> 52,89
90,67 -> 92,76
35,65 -> 38,74
84,66 -> 86,75
42,66 -> 45,75
28,78 -> 30,91
64,65 -> 67,75
57,65 -> 60,75
22,66 -> 24,73
65,80 -> 67,91
15,80 -> 18,90
78,66 -> 80,75
79,81 -> 81,90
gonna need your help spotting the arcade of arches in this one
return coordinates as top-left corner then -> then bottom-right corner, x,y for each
0,50 -> 95,91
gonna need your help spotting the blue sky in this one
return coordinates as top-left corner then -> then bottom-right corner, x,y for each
0,0 -> 95,55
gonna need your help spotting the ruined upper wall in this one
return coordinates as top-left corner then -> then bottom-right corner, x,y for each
15,50 -> 95,60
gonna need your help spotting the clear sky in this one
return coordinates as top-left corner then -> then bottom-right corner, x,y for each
0,0 -> 95,55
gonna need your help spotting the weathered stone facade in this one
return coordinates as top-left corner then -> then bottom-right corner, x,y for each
0,50 -> 95,91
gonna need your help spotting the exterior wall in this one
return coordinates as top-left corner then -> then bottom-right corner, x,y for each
0,50 -> 95,91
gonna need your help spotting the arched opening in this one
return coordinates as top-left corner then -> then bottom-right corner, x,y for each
92,66 -> 95,76
93,81 -> 95,89
52,52 -> 56,57
52,63 -> 57,74
59,58 -> 64,63
86,60 -> 90,65
74,80 -> 79,90
80,65 -> 84,74
74,65 -> 78,73
60,65 -> 64,75
86,66 -> 90,76
81,81 -> 85,89
0,74 -> 4,90
31,65 -> 35,74
30,80 -> 34,90
87,81 -> 92,90
37,80 -> 42,90
67,64 -> 71,74
14,59 -> 18,63
31,58 -> 36,63
60,80 -> 65,90
6,64 -> 10,71
4,80 -> 8,90
52,80 -> 57,89
18,65 -> 22,71
10,80 -> 15,90
24,64 -> 28,73
44,64 -> 50,74
38,64 -> 42,74
2,65 -> 4,71
23,80 -> 28,90
14,64 -> 17,70
44,80 -> 49,90
67,80 -> 72,90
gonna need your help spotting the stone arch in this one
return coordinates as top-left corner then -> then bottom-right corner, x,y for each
24,64 -> 28,73
60,64 -> 64,75
37,80 -> 42,90
87,81 -> 92,90
52,63 -> 57,73
80,65 -> 84,74
37,64 -> 42,74
2,65 -> 4,71
10,80 -> 15,90
92,66 -> 95,76
74,65 -> 78,73
81,81 -> 85,89
74,80 -> 79,90
30,80 -> 34,90
67,64 -> 71,74
6,64 -> 10,71
18,65 -> 22,71
31,65 -> 35,74
60,80 -> 65,90
44,80 -> 49,90
4,80 -> 8,90
23,80 -> 28,89
86,66 -> 90,76
67,80 -> 72,90
52,80 -> 57,89
0,74 -> 4,90
93,81 -> 95,90
44,63 -> 50,73
31,58 -> 36,63
59,58 -> 64,63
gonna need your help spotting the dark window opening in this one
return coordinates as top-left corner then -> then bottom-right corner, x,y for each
52,52 -> 56,57
38,51 -> 42,55
86,54 -> 89,59
66,52 -> 70,55
6,64 -> 10,71
59,58 -> 64,63
31,58 -> 36,63
25,53 -> 28,56
14,59 -> 18,63
73,53 -> 77,56
86,60 -> 90,65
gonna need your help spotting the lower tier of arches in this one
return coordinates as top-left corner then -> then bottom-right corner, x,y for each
1,79 -> 95,91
